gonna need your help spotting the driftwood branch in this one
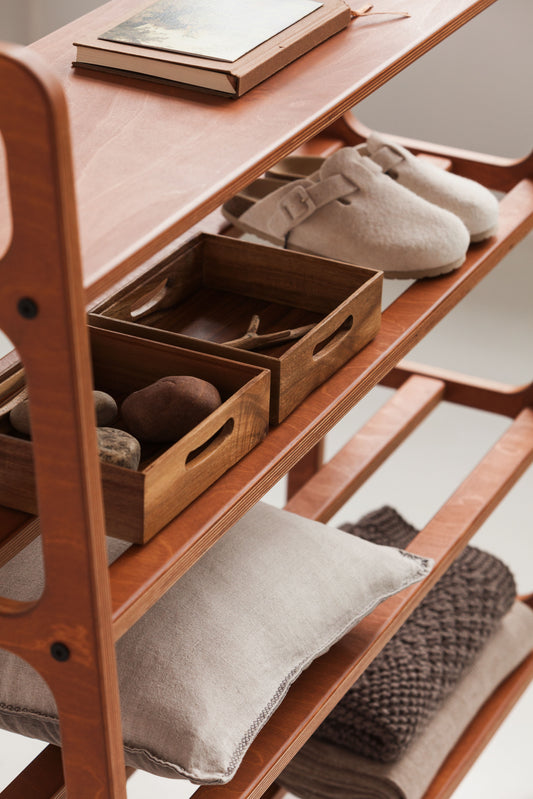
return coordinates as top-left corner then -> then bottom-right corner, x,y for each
224,314 -> 314,351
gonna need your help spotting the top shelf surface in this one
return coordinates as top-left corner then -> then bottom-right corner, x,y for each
26,0 -> 495,300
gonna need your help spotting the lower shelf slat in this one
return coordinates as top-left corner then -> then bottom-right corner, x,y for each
0,514 -> 40,569
381,359 -> 533,418
0,747 -> 135,799
0,745 -> 63,799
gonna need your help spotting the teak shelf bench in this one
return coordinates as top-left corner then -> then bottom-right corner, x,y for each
0,0 -> 532,796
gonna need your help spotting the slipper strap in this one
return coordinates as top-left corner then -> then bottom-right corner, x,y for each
269,173 -> 356,238
370,145 -> 406,174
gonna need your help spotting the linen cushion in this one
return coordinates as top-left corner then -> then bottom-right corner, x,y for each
0,502 -> 431,784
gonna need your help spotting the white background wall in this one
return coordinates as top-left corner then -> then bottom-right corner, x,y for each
356,0 -> 532,159
0,0 -> 100,44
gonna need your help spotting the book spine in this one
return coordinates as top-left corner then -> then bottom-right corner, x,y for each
237,8 -> 351,96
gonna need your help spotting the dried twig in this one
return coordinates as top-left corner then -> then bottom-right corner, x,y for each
224,314 -> 314,351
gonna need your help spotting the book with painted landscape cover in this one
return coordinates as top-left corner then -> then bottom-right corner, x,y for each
73,0 -> 352,97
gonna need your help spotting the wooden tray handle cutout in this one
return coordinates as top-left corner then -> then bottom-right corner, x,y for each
185,417 -> 235,469
129,278 -> 173,320
312,315 -> 354,361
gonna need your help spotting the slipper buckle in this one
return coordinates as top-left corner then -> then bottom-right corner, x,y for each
280,185 -> 317,225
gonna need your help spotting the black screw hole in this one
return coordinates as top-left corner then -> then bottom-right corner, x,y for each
17,297 -> 39,319
50,642 -> 70,662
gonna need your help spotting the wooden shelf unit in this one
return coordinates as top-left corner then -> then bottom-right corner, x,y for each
0,0 -> 531,797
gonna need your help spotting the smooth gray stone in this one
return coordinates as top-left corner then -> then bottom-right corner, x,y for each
97,427 -> 141,470
9,390 -> 118,436
9,399 -> 31,436
94,390 -> 118,426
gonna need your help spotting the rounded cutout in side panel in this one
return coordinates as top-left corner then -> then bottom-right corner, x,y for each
0,330 -> 15,360
0,132 -> 13,260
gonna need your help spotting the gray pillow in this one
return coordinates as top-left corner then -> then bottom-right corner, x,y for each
0,502 -> 432,784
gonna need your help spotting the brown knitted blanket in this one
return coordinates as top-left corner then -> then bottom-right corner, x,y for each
314,506 -> 516,763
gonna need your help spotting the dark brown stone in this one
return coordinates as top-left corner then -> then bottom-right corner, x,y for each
121,375 -> 222,443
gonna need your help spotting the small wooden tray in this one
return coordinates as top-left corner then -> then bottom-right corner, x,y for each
92,234 -> 383,423
0,326 -> 270,543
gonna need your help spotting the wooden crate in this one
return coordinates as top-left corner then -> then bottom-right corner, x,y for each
0,326 -> 270,543
93,234 -> 383,423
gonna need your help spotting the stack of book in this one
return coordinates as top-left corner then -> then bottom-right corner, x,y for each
73,0 -> 352,97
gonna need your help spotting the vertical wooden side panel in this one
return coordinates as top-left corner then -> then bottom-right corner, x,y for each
0,45 -> 127,798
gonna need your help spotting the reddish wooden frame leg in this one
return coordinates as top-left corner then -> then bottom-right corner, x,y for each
0,45 -> 127,799
287,440 -> 325,500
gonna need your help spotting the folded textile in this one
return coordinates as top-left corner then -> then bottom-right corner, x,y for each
279,600 -> 533,799
315,506 -> 516,762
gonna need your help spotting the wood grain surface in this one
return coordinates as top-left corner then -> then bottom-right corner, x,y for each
0,44 -> 127,799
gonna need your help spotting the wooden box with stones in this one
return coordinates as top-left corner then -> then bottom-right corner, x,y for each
92,234 -> 383,424
0,326 -> 270,543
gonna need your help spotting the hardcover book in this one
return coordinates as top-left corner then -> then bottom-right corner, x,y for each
73,0 -> 352,97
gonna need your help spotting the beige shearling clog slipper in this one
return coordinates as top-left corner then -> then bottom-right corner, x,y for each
222,148 -> 470,280
267,132 -> 499,242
